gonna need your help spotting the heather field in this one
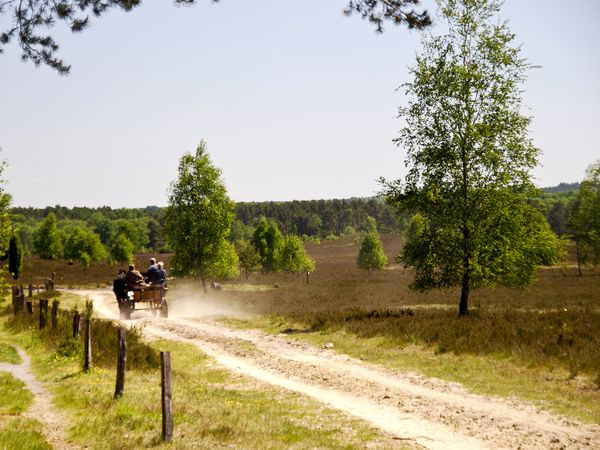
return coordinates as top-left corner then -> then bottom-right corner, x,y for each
16,234 -> 600,385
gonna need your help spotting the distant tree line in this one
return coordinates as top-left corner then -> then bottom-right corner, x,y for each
234,197 -> 406,239
10,197 -> 407,258
7,173 -> 599,276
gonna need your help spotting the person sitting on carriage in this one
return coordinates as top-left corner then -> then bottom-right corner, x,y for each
151,261 -> 168,287
144,257 -> 158,283
126,264 -> 148,290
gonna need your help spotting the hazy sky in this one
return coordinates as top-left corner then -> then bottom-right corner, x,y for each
1,0 -> 598,208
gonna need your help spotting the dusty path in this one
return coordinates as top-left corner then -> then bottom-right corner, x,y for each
0,347 -> 77,449
79,289 -> 600,450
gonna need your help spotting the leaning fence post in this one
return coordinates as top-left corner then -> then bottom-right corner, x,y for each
39,299 -> 48,329
51,300 -> 59,328
161,351 -> 173,442
114,326 -> 127,399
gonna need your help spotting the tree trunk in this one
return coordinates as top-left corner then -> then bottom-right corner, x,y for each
576,240 -> 582,276
459,270 -> 469,316
459,225 -> 471,316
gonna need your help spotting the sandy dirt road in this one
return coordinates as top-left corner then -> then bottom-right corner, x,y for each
78,288 -> 600,450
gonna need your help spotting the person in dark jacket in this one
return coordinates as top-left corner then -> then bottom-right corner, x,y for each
151,261 -> 168,286
144,257 -> 158,283
112,268 -> 127,304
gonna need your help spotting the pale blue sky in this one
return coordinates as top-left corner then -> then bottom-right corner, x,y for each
1,0 -> 598,208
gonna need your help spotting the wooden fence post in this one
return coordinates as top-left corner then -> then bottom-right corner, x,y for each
306,271 -> 310,285
161,351 -> 173,442
28,284 -> 33,297
114,326 -> 127,399
83,317 -> 91,371
39,299 -> 48,329
26,301 -> 33,314
14,294 -> 25,315
51,301 -> 59,328
11,286 -> 17,307
72,312 -> 81,339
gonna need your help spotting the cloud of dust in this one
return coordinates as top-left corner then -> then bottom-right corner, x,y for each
167,286 -> 251,321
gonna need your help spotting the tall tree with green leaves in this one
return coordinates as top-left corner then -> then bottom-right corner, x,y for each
63,226 -> 107,267
568,160 -> 600,274
357,232 -> 387,276
235,239 -> 261,280
33,212 -> 63,259
0,156 -> 10,301
252,216 -> 283,272
110,234 -> 135,265
279,235 -> 315,274
165,142 -> 239,292
384,0 -> 562,315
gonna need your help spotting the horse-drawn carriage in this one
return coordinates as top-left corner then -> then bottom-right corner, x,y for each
118,285 -> 169,320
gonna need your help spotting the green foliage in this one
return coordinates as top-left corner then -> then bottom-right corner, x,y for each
147,217 -> 164,252
111,218 -> 149,252
252,216 -> 283,272
237,197 -> 403,237
32,213 -> 63,259
568,160 -> 600,269
7,233 -> 23,280
0,156 -> 11,300
109,233 -> 134,265
342,225 -> 358,237
279,235 -> 315,273
63,226 -> 107,266
385,0 -> 560,314
230,219 -> 254,243
361,216 -> 378,234
357,232 -> 387,274
236,239 -> 261,278
165,141 -> 239,287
